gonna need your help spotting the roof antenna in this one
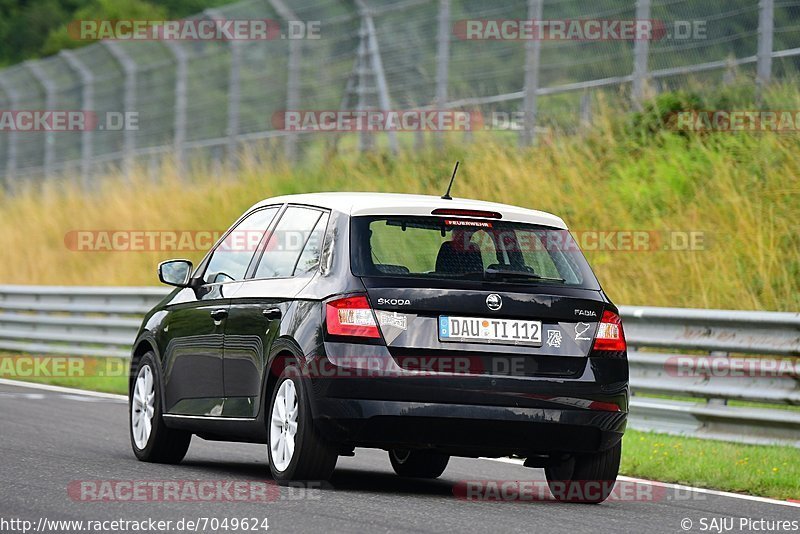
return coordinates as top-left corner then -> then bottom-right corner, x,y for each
441,161 -> 459,200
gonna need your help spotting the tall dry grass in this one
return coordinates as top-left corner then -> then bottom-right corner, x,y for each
0,102 -> 798,311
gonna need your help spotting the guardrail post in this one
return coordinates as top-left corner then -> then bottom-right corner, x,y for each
366,14 -> 398,156
722,56 -> 738,85
434,0 -> 451,148
227,40 -> 241,167
580,90 -> 592,133
0,78 -> 19,189
632,0 -> 651,109
25,61 -> 56,180
269,0 -> 301,164
520,0 -> 543,146
60,50 -> 94,188
355,17 -> 372,153
206,9 -> 240,169
103,41 -> 136,180
757,0 -> 774,92
413,97 -> 425,150
354,1 -> 398,155
285,36 -> 301,163
707,351 -> 729,406
163,41 -> 188,178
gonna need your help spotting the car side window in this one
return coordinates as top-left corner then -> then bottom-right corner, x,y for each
253,207 -> 324,279
293,213 -> 329,275
203,207 -> 279,284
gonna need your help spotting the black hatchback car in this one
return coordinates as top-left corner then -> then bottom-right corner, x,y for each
129,192 -> 628,502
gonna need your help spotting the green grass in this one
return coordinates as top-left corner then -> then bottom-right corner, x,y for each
1,86 -> 799,311
621,430 -> 800,501
0,354 -> 128,395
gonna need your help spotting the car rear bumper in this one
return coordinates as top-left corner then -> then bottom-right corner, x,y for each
306,342 -> 628,457
312,397 -> 626,457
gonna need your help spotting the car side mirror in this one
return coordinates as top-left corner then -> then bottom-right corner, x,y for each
158,259 -> 193,287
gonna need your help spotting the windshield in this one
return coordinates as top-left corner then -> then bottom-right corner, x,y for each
350,216 -> 600,289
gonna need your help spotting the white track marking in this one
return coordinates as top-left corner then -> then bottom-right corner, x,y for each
0,392 -> 45,399
0,378 -> 127,401
482,456 -> 800,508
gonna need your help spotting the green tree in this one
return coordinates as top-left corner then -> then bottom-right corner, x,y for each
40,0 -> 168,56
0,0 -> 236,66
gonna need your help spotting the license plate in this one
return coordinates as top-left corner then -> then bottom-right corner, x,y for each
438,316 -> 542,346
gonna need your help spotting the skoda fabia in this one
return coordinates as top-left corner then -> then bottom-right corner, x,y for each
129,192 -> 628,503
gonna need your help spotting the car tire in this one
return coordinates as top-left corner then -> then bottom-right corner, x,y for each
267,366 -> 337,484
388,449 -> 449,478
544,441 -> 621,504
129,352 -> 191,463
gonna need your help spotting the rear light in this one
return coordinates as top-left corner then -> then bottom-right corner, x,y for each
326,295 -> 381,338
592,310 -> 626,352
587,400 -> 622,412
431,208 -> 502,219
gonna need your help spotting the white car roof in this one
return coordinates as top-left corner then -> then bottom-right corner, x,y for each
251,192 -> 567,229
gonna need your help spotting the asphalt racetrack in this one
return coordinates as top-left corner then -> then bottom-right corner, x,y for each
1,381 -> 797,533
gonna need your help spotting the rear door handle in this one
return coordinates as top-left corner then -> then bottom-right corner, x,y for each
262,308 -> 282,320
210,309 -> 228,320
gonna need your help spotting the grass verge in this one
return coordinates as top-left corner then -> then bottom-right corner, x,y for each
621,430 -> 799,501
0,354 -> 128,395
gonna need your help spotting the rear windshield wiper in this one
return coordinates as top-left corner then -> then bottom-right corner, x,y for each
484,268 -> 565,283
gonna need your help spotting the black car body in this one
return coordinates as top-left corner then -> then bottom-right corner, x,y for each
129,193 -> 628,501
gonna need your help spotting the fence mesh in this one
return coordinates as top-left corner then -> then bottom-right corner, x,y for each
0,0 -> 798,186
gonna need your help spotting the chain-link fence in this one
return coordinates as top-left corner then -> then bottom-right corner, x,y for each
0,0 -> 798,188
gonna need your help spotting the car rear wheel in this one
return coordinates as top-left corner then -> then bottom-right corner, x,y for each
129,352 -> 191,463
544,441 -> 621,504
267,366 -> 337,483
389,449 -> 449,478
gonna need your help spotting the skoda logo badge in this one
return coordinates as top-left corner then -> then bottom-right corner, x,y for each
486,294 -> 502,311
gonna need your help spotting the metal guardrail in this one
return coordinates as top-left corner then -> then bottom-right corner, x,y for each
0,285 -> 168,358
0,286 -> 798,447
621,306 -> 800,447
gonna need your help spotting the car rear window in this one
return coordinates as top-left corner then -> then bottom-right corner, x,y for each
350,216 -> 600,289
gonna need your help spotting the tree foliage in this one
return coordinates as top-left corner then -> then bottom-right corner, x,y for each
0,0 -> 234,66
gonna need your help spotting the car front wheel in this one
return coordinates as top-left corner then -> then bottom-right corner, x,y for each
129,352 -> 191,463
